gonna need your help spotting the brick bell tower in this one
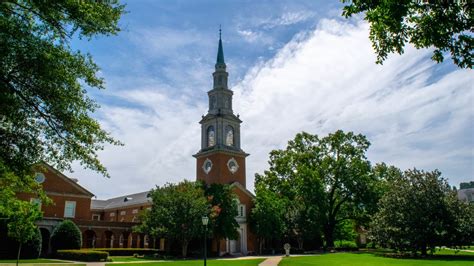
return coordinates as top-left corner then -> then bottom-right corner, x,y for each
194,31 -> 249,188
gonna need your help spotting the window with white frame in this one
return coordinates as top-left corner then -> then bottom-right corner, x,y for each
30,198 -> 42,210
109,212 -> 115,217
92,214 -> 100,221
64,201 -> 76,218
120,210 -> 126,215
132,209 -> 138,214
238,204 -> 245,217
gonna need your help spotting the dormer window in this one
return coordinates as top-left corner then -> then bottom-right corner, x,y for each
124,197 -> 132,202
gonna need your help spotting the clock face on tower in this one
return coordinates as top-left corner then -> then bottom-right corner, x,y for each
227,158 -> 239,174
202,158 -> 213,174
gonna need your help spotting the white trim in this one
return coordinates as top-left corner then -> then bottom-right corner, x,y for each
64,201 -> 76,218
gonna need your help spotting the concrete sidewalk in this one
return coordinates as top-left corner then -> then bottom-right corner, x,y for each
258,256 -> 282,266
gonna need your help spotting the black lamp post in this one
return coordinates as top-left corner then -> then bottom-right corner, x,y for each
202,216 -> 209,266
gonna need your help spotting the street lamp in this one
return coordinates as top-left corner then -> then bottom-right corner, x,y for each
202,216 -> 209,266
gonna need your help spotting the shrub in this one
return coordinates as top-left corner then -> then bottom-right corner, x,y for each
20,227 -> 42,259
91,248 -> 161,256
51,220 -> 82,252
56,250 -> 108,262
334,240 -> 358,251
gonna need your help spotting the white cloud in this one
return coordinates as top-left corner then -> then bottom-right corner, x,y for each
71,18 -> 473,199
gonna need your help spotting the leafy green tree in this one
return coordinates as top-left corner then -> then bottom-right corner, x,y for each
1,1 -> 123,255
7,200 -> 42,266
256,130 -> 377,248
204,183 -> 239,256
341,0 -> 473,68
250,182 -> 287,254
370,169 -> 474,255
51,220 -> 82,252
142,181 -> 209,257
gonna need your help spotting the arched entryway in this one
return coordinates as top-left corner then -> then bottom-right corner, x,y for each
104,231 -> 114,248
83,230 -> 97,248
39,228 -> 50,256
120,232 -> 129,248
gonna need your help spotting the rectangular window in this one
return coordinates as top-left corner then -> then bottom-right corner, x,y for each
64,201 -> 76,218
30,198 -> 42,210
92,214 -> 100,221
109,212 -> 115,217
120,210 -> 126,215
132,209 -> 138,214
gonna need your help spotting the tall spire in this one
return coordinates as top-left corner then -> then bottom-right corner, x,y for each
216,25 -> 225,67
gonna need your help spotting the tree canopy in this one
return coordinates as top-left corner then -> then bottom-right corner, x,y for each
1,0 -> 124,178
254,130 -> 379,248
342,0 -> 473,68
370,169 -> 474,255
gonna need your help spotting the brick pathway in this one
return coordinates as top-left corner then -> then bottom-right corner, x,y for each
258,256 -> 282,266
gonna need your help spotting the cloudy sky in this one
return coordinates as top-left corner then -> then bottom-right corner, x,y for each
68,0 -> 473,199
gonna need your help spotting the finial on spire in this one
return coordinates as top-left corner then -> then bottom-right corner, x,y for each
216,25 -> 225,66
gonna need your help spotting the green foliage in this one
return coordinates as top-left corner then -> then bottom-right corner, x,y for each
0,222 -> 42,259
0,0 -> 124,178
138,180 -> 208,257
91,248 -> 161,256
341,0 -> 473,68
51,220 -> 82,252
460,182 -> 474,189
56,250 -> 108,262
250,183 -> 288,253
334,240 -> 358,250
204,183 -> 239,253
334,220 -> 357,242
370,169 -> 474,255
255,130 -> 378,248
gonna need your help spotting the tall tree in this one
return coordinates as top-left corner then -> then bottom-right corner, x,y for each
204,183 -> 239,256
341,0 -> 473,68
371,168 -> 474,255
1,0 -> 124,178
250,181 -> 287,254
255,130 -> 377,248
142,181 -> 209,257
1,0 -> 123,249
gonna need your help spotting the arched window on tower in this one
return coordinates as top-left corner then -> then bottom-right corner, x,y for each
207,126 -> 215,147
225,125 -> 234,146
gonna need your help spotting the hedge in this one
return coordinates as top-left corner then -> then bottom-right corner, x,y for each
90,248 -> 161,256
56,250 -> 108,262
334,240 -> 359,251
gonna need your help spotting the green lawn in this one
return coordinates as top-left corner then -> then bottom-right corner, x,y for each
107,258 -> 265,266
0,259 -> 72,264
436,248 -> 474,256
280,253 -> 474,266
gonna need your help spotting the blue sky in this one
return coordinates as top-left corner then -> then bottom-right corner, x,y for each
69,1 -> 473,199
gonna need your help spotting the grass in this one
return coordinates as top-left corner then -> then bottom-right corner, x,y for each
280,252 -> 474,266
106,258 -> 265,265
109,256 -> 162,262
435,248 -> 474,256
0,259 -> 72,264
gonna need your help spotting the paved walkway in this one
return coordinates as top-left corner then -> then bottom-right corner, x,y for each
258,256 -> 282,266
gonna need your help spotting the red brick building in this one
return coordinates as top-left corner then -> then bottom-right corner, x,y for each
24,163 -> 158,256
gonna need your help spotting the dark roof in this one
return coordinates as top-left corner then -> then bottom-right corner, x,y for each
91,191 -> 152,210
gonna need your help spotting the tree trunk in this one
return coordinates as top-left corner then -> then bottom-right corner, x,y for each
181,240 -> 189,258
259,238 -> 264,255
421,244 -> 427,256
16,242 -> 22,266
217,238 -> 221,256
324,224 -> 335,249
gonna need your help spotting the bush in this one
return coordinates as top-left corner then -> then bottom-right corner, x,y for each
20,227 -> 42,259
334,240 -> 358,251
56,250 -> 108,262
90,248 -> 161,256
51,220 -> 82,252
